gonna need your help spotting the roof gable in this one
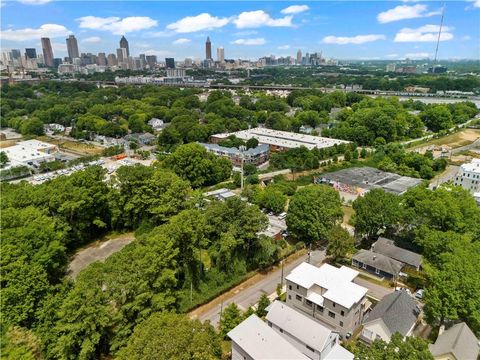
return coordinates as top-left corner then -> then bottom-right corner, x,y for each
372,237 -> 422,268
429,322 -> 480,360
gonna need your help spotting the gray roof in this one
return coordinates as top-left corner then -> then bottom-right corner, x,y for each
200,142 -> 270,157
227,314 -> 309,360
364,290 -> 419,336
316,167 -> 422,195
353,249 -> 403,276
372,237 -> 422,269
429,322 -> 480,360
266,301 -> 335,352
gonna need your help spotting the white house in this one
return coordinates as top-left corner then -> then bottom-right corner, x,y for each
266,301 -> 354,360
228,314 -> 310,360
148,118 -> 165,132
454,159 -> 480,194
285,262 -> 369,338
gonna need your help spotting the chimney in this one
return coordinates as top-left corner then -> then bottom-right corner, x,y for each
373,255 -> 376,261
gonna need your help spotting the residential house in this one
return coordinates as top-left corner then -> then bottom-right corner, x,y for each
148,118 -> 165,132
429,322 -> 480,360
266,301 -> 354,360
285,263 -> 369,338
199,143 -> 270,166
228,314 -> 310,360
124,132 -> 157,146
372,237 -> 422,271
352,249 -> 403,281
360,290 -> 420,344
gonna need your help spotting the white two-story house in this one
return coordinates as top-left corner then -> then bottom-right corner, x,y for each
285,262 -> 369,338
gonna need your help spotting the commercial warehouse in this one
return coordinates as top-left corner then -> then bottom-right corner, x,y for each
211,127 -> 349,151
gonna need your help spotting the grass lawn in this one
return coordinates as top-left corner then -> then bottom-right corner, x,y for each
410,129 -> 480,150
342,206 -> 355,226
38,136 -> 104,155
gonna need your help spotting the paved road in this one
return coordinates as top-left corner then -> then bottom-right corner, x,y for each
190,249 -> 393,327
190,250 -> 326,326
67,233 -> 134,279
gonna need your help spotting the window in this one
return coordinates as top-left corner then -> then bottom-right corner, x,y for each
288,295 -> 292,300
317,305 -> 324,313
340,321 -> 344,327
362,263 -> 367,269
280,328 -> 284,333
341,310 -> 345,316
306,345 -> 315,352
296,285 -> 299,290
306,299 -> 313,307
375,268 -> 380,275
328,311 -> 335,319
296,294 -> 302,301
288,285 -> 292,290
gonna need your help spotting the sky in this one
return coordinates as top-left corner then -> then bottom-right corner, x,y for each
1,0 -> 479,61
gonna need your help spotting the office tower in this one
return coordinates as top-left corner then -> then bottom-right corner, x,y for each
145,55 -> 157,69
116,48 -> 127,64
53,58 -> 62,68
41,37 -> 54,67
205,37 -> 212,60
97,52 -> 107,66
184,58 -> 193,67
66,35 -> 79,61
165,57 -> 175,69
25,48 -> 37,59
217,47 -> 224,62
296,49 -> 302,65
107,53 -> 117,67
120,35 -> 129,57
11,49 -> 21,59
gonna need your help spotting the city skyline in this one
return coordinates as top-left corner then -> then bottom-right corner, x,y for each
1,1 -> 479,61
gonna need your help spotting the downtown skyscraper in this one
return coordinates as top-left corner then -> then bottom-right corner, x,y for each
120,36 -> 129,57
41,37 -> 54,67
205,37 -> 212,60
66,35 -> 79,61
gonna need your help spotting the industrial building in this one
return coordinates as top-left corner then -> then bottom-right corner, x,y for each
199,143 -> 270,166
3,140 -> 58,168
314,167 -> 422,198
211,127 -> 349,151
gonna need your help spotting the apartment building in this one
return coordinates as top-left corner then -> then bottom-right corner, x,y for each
285,263 -> 369,338
454,158 -> 480,194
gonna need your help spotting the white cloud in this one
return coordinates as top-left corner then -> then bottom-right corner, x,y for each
0,23 -> 71,41
462,35 -> 472,41
281,5 -> 309,14
278,45 -> 290,50
77,16 -> 158,35
232,38 -> 266,45
82,36 -> 101,43
18,0 -> 51,4
233,30 -> 258,36
394,24 -> 454,42
377,4 -> 440,24
386,53 -> 399,58
233,10 -> 293,28
166,13 -> 229,33
51,42 -> 66,53
322,34 -> 386,45
475,0 -> 480,7
173,38 -> 191,45
404,52 -> 431,59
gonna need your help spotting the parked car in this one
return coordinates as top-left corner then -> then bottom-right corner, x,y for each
414,289 -> 424,299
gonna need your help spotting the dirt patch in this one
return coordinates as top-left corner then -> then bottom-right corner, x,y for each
67,232 -> 134,279
411,129 -> 480,151
0,140 -> 18,149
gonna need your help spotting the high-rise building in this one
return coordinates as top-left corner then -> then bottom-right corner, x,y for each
217,47 -> 224,62
97,52 -> 107,66
205,37 -> 212,60
145,55 -> 157,69
11,49 -> 21,60
296,49 -> 302,65
386,63 -> 396,72
66,35 -> 79,61
184,58 -> 193,67
25,48 -> 37,59
120,36 -> 129,57
116,48 -> 127,64
107,53 -> 117,67
165,57 -> 175,69
41,37 -> 54,67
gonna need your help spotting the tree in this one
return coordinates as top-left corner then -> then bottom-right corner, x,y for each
256,294 -> 271,318
259,187 -> 287,214
0,151 -> 8,166
420,105 -> 454,132
286,185 -> 343,244
352,189 -> 401,240
117,313 -> 221,360
163,143 -> 232,188
20,118 -> 44,136
246,137 -> 259,149
353,332 -> 433,360
360,148 -> 368,158
219,303 -> 243,339
327,225 -> 355,262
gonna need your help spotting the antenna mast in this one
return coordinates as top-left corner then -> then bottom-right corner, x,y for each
434,3 -> 445,64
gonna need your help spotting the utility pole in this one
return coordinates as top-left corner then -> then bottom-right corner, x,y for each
280,260 -> 284,287
239,145 -> 246,190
